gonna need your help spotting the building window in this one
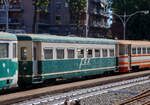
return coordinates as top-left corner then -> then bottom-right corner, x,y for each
87,49 -> 93,58
102,49 -> 108,57
56,2 -> 62,10
67,49 -> 75,59
21,47 -> 27,60
57,49 -> 64,59
0,43 -> 9,58
77,49 -> 84,58
137,48 -> 141,54
109,49 -> 115,57
95,49 -> 100,57
13,43 -> 17,58
44,48 -> 53,59
143,48 -> 146,54
56,16 -> 61,24
132,48 -> 136,54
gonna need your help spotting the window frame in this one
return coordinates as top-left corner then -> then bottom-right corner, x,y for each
43,47 -> 53,60
67,48 -> 75,59
102,48 -> 108,58
77,48 -> 84,58
109,49 -> 115,57
86,48 -> 93,58
0,43 -> 9,59
147,48 -> 150,54
137,47 -> 142,54
142,47 -> 147,54
56,48 -> 65,59
132,48 -> 137,55
95,49 -> 101,58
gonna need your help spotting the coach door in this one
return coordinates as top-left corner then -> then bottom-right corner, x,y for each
33,43 -> 38,76
127,45 -> 132,70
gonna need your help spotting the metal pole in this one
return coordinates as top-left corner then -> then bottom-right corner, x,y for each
85,0 -> 89,38
123,12 -> 126,40
112,10 -> 149,40
5,0 -> 9,32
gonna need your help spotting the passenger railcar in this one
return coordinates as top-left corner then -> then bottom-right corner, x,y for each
118,40 -> 150,72
0,32 -> 18,89
16,34 -> 118,86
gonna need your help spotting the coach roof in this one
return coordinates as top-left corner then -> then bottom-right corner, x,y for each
0,32 -> 17,41
118,40 -> 150,45
16,34 -> 117,44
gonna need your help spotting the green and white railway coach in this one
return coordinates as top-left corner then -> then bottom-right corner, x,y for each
17,34 -> 118,86
0,32 -> 18,89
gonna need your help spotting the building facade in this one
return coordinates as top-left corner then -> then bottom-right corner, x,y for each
0,0 -> 109,37
38,0 -> 110,38
0,0 -> 34,33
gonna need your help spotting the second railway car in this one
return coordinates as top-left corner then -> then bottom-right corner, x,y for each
118,40 -> 150,72
16,34 -> 118,86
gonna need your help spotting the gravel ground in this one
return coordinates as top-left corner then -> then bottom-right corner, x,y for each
13,81 -> 150,105
80,82 -> 150,105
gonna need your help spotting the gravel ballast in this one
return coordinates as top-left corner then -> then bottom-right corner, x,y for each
13,79 -> 150,105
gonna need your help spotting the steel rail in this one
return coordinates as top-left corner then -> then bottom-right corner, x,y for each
20,76 -> 150,105
118,89 -> 150,105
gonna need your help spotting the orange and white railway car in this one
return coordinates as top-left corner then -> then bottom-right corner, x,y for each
118,40 -> 150,72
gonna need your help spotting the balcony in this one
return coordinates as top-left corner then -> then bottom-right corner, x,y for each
90,9 -> 110,17
91,21 -> 109,28
9,4 -> 23,12
101,0 -> 108,6
0,17 -> 6,24
92,0 -> 101,3
0,5 -> 5,11
0,4 -> 23,12
9,18 -> 24,25
92,0 -> 108,5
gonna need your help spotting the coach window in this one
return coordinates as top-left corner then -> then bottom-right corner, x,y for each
21,47 -> 27,60
44,48 -> 53,59
132,48 -> 136,54
147,48 -> 150,54
0,43 -> 9,58
109,49 -> 114,57
119,45 -> 125,55
102,49 -> 108,57
143,48 -> 146,54
137,48 -> 142,54
67,49 -> 75,59
13,43 -> 17,58
95,49 -> 100,57
77,48 -> 84,58
56,49 -> 64,59
87,49 -> 93,58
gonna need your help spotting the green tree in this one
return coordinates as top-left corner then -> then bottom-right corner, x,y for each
111,0 -> 150,40
66,0 -> 87,36
32,0 -> 50,33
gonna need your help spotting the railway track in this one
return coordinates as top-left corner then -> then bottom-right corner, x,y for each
17,76 -> 150,105
118,89 -> 150,105
1,70 -> 150,105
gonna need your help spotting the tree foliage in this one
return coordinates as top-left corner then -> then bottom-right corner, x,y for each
66,0 -> 87,14
66,0 -> 87,36
36,0 -> 50,12
111,0 -> 150,40
32,0 -> 50,33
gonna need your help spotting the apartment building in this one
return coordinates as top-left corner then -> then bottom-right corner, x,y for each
0,0 -> 109,37
0,0 -> 34,33
0,0 -> 24,31
38,0 -> 110,37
